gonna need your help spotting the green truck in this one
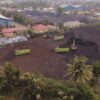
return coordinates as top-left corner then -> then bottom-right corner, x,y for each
53,35 -> 64,41
55,47 -> 70,53
15,49 -> 31,56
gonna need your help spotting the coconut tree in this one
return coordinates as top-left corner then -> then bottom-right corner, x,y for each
65,56 -> 93,85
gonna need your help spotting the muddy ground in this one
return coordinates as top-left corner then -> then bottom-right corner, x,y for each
0,36 -> 99,79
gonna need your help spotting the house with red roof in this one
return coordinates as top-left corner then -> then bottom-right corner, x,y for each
2,28 -> 14,37
32,24 -> 48,33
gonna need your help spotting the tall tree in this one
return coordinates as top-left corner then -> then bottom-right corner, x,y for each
65,56 -> 93,85
4,62 -> 21,87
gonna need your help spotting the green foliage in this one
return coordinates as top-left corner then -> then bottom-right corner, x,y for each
4,62 -> 21,87
66,56 -> 93,85
0,62 -> 99,100
93,61 -> 100,77
42,19 -> 49,25
2,10 -> 34,26
0,62 -> 21,95
77,84 -> 99,100
27,30 -> 33,34
91,61 -> 100,86
58,23 -> 64,30
5,21 -> 9,28
0,96 -> 6,100
56,7 -> 64,14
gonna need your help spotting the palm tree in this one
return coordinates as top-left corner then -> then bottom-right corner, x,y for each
65,56 -> 93,85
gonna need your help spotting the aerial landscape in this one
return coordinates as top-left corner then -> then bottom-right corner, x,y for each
0,0 -> 100,100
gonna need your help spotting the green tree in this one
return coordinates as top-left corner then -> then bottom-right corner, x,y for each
5,21 -> 9,28
77,84 -> 99,100
65,56 -> 93,85
42,19 -> 49,25
4,62 -> 21,87
56,7 -> 64,14
58,22 -> 64,31
93,61 -> 100,83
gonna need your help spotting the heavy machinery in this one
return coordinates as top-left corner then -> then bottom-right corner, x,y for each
15,49 -> 31,56
55,47 -> 70,53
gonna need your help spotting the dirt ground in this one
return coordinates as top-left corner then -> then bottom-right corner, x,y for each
0,36 -> 100,79
0,37 -> 67,79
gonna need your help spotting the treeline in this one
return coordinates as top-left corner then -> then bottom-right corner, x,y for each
1,10 -> 34,26
0,56 -> 100,100
15,1 -> 49,9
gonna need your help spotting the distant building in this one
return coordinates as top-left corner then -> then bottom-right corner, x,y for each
2,28 -> 14,37
64,21 -> 84,28
32,24 -> 48,33
47,25 -> 57,31
0,36 -> 27,46
94,12 -> 100,17
1,23 -> 28,37
0,14 -> 14,28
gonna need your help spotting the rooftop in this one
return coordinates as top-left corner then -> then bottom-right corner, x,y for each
0,14 -> 13,20
32,24 -> 48,31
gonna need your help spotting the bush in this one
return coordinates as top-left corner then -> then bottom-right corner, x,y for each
0,62 -> 99,100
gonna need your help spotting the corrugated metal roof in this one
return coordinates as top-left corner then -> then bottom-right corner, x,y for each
0,15 -> 13,20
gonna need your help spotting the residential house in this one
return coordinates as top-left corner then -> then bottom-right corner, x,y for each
47,25 -> 57,31
64,21 -> 84,28
2,23 -> 28,37
2,28 -> 14,37
32,24 -> 48,33
0,14 -> 14,28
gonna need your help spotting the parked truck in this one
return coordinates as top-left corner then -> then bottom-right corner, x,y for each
15,49 -> 31,56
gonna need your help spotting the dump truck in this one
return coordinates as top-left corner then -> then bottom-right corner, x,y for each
53,35 -> 64,41
15,49 -> 31,56
55,47 -> 70,53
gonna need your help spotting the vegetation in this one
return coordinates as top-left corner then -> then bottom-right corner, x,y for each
92,61 -> 100,84
15,1 -> 49,9
56,7 -> 65,14
1,10 -> 34,26
65,56 -> 93,85
0,56 -> 99,100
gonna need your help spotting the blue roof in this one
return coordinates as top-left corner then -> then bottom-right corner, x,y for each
63,5 -> 90,11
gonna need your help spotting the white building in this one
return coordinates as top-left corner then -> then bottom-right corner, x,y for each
64,21 -> 84,28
